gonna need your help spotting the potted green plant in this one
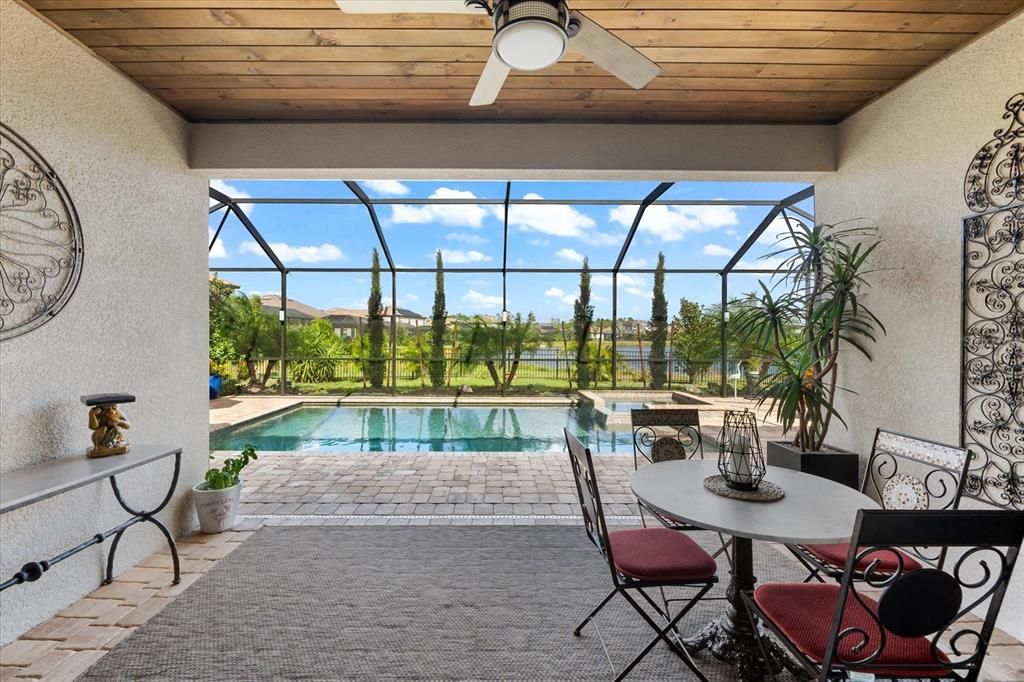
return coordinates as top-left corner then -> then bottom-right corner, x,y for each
732,220 -> 884,489
193,445 -> 257,533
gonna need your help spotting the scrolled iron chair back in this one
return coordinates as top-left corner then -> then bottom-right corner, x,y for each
631,408 -> 704,469
863,430 -> 971,566
564,429 -> 611,559
820,509 -> 1024,680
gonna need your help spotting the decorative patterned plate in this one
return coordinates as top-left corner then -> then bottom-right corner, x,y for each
703,475 -> 785,502
0,123 -> 83,341
651,437 -> 688,462
882,473 -> 929,510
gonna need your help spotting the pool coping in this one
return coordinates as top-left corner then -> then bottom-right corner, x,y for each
209,394 -> 580,434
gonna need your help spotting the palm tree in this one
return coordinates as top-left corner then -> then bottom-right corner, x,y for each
459,313 -> 541,390
222,293 -> 279,388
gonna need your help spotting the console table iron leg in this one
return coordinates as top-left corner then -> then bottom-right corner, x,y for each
104,452 -> 181,585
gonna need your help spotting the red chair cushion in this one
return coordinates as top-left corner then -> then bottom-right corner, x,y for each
804,543 -> 923,573
755,583 -> 950,676
608,527 -> 717,582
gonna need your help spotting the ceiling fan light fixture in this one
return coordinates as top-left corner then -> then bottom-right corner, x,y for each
492,0 -> 568,71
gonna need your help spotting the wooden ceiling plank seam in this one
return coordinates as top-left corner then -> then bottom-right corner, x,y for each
31,8 -> 1013,33
23,1 -> 1024,12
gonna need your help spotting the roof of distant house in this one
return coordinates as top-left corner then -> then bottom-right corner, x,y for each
209,273 -> 239,289
258,294 -> 321,320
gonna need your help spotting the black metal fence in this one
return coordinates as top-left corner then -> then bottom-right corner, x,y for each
242,347 -> 762,395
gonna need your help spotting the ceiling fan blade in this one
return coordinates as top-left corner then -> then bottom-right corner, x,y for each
336,1 -> 485,13
470,52 -> 511,107
568,11 -> 660,89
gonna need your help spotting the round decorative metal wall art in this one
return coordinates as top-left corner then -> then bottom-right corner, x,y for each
0,123 -> 83,341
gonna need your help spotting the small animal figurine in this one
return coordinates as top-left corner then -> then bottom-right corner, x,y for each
81,393 -> 135,457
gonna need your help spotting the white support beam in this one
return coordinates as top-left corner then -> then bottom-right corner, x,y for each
189,122 -> 835,179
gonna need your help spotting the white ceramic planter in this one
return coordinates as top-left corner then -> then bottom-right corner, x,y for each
192,480 -> 242,533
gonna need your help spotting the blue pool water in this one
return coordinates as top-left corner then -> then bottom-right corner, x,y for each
605,401 -> 648,412
209,406 -> 632,454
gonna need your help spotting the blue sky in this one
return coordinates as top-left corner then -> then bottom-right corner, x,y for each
209,179 -> 813,321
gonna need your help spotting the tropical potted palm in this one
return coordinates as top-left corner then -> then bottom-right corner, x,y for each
193,445 -> 257,533
732,220 -> 884,489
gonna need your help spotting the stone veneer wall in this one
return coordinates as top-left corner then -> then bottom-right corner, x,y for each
0,1 -> 207,644
814,13 -> 1024,639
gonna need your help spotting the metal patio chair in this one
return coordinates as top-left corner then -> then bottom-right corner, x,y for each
565,429 -> 718,682
788,429 -> 971,583
631,408 -> 732,568
743,508 -> 1024,681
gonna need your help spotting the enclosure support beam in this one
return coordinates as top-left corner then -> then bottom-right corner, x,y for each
611,272 -> 618,389
613,182 -> 674,273
209,208 -> 230,253
501,181 -> 511,313
345,180 -> 395,273
281,271 -> 288,396
391,270 -> 398,395
720,275 -> 728,398
209,187 -> 286,273
721,185 -> 815,276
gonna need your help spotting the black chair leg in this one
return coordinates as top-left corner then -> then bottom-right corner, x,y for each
574,588 -> 618,636
616,587 -> 711,682
741,596 -> 780,682
787,545 -> 828,583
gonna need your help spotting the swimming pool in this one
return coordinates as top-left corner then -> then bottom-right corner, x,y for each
209,406 -> 633,454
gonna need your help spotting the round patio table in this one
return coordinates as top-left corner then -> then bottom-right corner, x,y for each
630,460 -> 877,682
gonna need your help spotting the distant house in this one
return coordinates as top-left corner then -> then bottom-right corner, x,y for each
258,294 -> 320,326
323,305 -> 426,337
209,273 -> 239,290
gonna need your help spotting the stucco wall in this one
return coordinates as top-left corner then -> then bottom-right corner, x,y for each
814,13 -> 1024,639
0,1 -> 207,644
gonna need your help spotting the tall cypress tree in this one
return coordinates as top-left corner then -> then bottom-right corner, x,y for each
367,248 -> 386,388
429,250 -> 447,388
649,251 -> 668,389
573,257 -> 594,389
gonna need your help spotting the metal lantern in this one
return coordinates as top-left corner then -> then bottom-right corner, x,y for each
717,410 -> 765,491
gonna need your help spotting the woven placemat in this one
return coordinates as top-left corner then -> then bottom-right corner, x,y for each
703,475 -> 785,502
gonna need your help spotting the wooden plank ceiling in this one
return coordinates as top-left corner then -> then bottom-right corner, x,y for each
25,0 -> 1024,123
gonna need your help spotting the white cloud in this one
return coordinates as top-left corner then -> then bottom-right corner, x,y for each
390,188 -> 488,227
622,256 -> 648,268
554,248 -> 585,264
360,180 -> 409,196
210,180 -> 253,216
544,287 -> 577,306
611,204 -> 739,242
506,193 -> 595,237
208,227 -> 227,259
702,244 -> 735,257
592,273 -> 649,289
736,256 -> 786,271
462,289 -> 503,310
402,293 -> 420,303
527,238 -> 550,247
439,249 -> 492,264
445,231 -> 488,246
624,286 -> 649,297
240,241 -> 345,264
757,215 -> 805,248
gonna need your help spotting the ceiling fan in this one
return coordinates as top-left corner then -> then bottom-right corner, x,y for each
335,1 -> 661,106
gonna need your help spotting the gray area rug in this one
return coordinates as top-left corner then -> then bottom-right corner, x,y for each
83,526 -> 801,681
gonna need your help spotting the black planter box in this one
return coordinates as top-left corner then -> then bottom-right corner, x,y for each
766,440 -> 860,490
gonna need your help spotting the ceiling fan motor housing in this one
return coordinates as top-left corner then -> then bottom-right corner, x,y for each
492,0 -> 570,71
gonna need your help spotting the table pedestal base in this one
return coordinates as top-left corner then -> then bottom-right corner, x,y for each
681,536 -> 809,682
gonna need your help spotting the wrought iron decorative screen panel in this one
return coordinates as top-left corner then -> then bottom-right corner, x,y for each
961,93 -> 1024,511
